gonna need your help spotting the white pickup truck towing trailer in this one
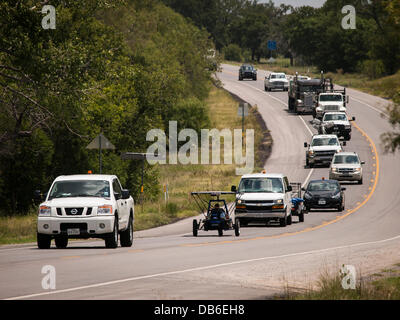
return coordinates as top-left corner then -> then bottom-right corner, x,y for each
36,174 -> 134,249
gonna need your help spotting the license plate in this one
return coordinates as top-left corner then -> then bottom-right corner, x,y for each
67,228 -> 80,235
318,199 -> 326,205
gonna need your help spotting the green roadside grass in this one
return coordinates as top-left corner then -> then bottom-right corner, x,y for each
281,264 -> 400,300
224,58 -> 400,101
0,84 -> 268,243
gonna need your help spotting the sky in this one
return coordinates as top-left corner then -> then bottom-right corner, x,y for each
264,0 -> 326,8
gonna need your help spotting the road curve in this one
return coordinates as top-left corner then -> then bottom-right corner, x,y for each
0,64 -> 399,300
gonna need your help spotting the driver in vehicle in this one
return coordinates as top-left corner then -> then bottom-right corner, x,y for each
209,203 -> 228,220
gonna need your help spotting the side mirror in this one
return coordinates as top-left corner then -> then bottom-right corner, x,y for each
343,141 -> 347,146
304,142 -> 308,148
287,185 -> 292,192
114,192 -> 121,200
352,116 -> 356,121
341,187 -> 346,191
121,189 -> 130,200
361,161 -> 365,165
301,187 -> 306,191
231,185 -> 237,192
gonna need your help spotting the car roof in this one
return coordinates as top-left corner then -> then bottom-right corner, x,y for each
240,173 -> 285,179
270,72 -> 286,75
54,174 -> 117,182
324,111 -> 347,115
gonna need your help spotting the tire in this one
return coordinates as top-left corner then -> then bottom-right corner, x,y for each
234,220 -> 240,237
192,219 -> 198,237
287,214 -> 292,225
280,217 -> 287,227
37,233 -> 51,249
299,212 -> 304,222
265,86 -> 268,91
338,204 -> 343,212
105,216 -> 118,248
120,215 -> 133,247
55,235 -> 68,249
253,76 -> 257,81
218,226 -> 223,237
358,178 -> 363,185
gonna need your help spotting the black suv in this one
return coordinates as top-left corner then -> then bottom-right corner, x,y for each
239,64 -> 257,81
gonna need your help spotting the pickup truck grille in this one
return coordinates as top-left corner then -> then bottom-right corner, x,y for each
65,208 -> 84,216
272,81 -> 284,86
314,150 -> 336,157
338,168 -> 355,173
244,200 -> 274,204
324,105 -> 339,111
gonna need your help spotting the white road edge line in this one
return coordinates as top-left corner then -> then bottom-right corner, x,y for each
6,233 -> 400,300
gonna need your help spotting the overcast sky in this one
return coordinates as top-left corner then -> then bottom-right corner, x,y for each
264,0 -> 326,7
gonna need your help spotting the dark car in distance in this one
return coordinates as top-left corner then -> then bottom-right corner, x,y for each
239,64 -> 257,81
302,179 -> 345,212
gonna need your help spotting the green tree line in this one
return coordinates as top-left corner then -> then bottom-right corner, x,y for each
163,0 -> 399,76
0,0 -> 215,215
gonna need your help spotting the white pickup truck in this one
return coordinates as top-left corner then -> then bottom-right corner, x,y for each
36,174 -> 134,249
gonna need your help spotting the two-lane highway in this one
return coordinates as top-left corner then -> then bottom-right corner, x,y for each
0,64 -> 399,300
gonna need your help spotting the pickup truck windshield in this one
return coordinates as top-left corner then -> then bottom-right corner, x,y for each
238,178 -> 284,193
311,137 -> 339,146
271,74 -> 285,79
333,155 -> 359,164
319,95 -> 342,102
48,180 -> 110,200
324,113 -> 347,121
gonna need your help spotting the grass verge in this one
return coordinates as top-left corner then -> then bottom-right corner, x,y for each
281,263 -> 400,300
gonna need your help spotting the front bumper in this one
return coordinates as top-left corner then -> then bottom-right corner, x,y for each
304,198 -> 342,209
235,209 -> 286,219
37,216 -> 115,236
329,171 -> 362,181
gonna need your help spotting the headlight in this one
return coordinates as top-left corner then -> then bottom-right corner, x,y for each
274,199 -> 283,204
98,205 -> 113,215
272,199 -> 284,209
297,99 -> 303,105
331,167 -> 338,173
354,168 -> 361,172
237,199 -> 244,204
304,193 -> 312,200
332,192 -> 341,199
39,205 -> 51,216
308,150 -> 314,156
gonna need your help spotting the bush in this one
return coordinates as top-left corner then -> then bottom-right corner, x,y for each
358,60 -> 385,79
223,44 -> 242,62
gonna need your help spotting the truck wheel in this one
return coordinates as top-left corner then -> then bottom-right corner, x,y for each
287,214 -> 292,225
234,220 -> 240,237
55,235 -> 68,249
120,215 -> 133,247
280,217 -> 287,227
358,178 -> 363,185
37,233 -> 51,249
218,226 -> 223,237
105,216 -> 118,248
192,219 -> 198,237
299,212 -> 304,222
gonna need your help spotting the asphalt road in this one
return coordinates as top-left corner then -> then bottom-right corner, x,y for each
1,64 -> 399,300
